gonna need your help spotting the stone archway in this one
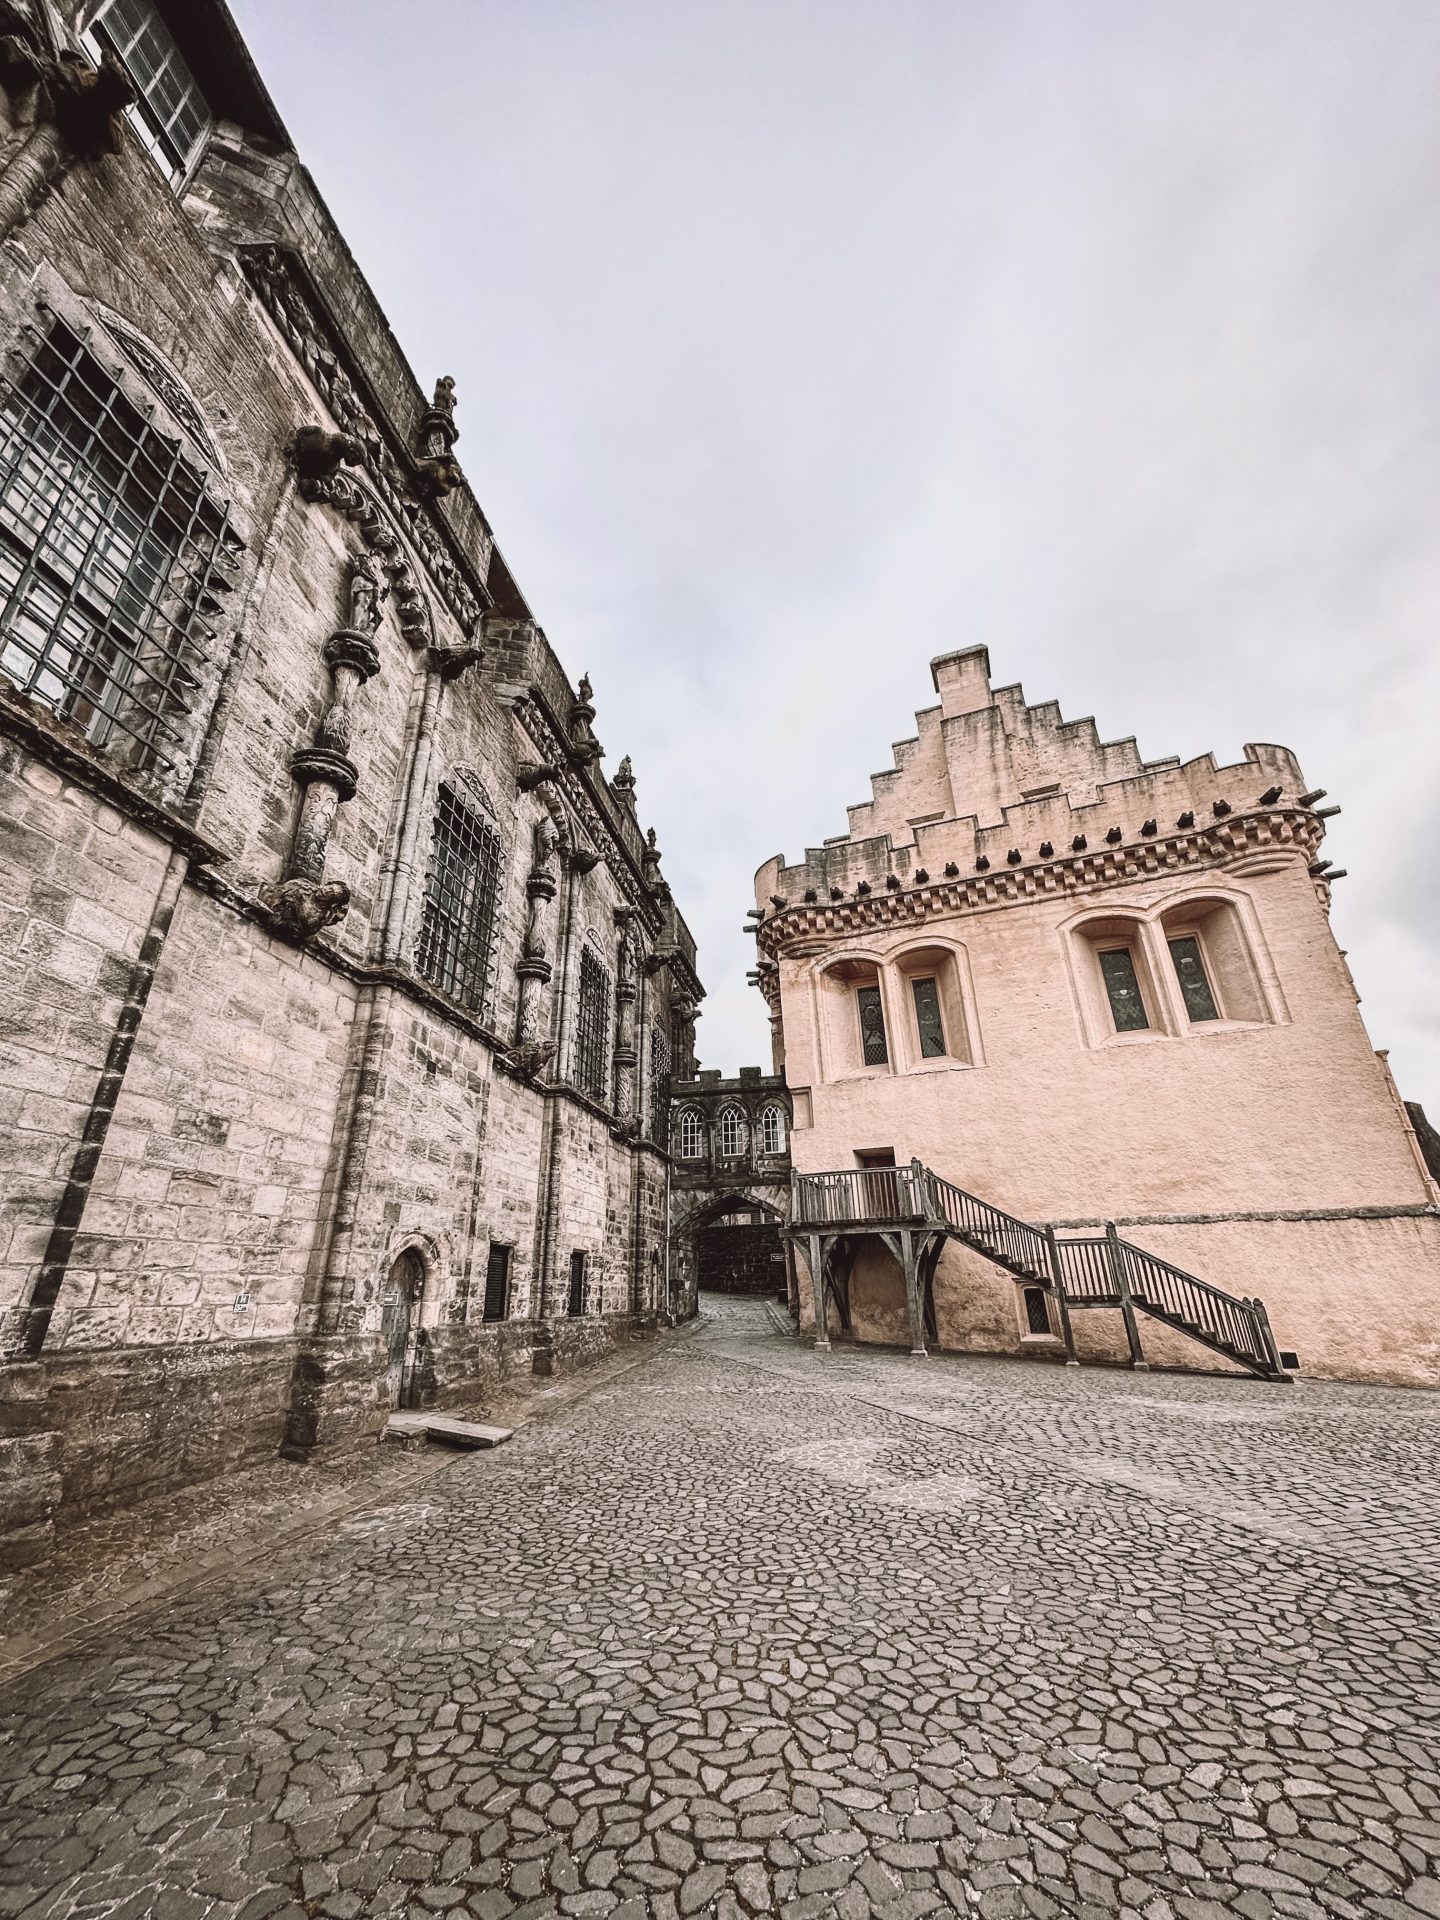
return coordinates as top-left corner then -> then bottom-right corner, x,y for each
673,1189 -> 788,1302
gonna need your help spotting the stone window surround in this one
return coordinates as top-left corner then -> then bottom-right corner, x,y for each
0,267 -> 249,804
808,936 -> 984,1086
717,1104 -> 749,1160
676,1107 -> 706,1159
1062,886 -> 1288,1052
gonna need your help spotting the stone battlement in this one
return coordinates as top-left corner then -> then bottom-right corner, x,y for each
757,648 -> 1308,905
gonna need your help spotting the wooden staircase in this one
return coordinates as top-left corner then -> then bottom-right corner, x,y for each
790,1162 -> 1289,1380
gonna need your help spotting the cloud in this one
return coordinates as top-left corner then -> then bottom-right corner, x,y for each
231,0 -> 1440,1110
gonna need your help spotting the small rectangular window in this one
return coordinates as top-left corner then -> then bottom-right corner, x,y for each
856,985 -> 889,1065
567,1249 -> 586,1318
482,1243 -> 511,1323
911,977 -> 947,1058
85,0 -> 213,182
1098,948 -> 1149,1032
1168,935 -> 1220,1023
1023,1286 -> 1051,1335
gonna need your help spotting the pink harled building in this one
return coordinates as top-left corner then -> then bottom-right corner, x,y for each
752,647 -> 1438,1387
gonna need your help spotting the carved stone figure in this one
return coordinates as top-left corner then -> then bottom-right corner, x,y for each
347,550 -> 385,635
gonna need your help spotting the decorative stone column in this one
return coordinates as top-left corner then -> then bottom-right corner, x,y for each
613,909 -> 639,1124
512,806 -> 562,1079
262,553 -> 384,941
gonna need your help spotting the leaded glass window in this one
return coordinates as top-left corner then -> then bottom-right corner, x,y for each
416,783 -> 503,1015
1168,935 -> 1220,1023
85,0 -> 212,182
718,1105 -> 748,1158
857,984 -> 889,1065
0,317 -> 237,769
649,1023 -> 671,1143
911,977 -> 946,1058
759,1103 -> 786,1156
1023,1286 -> 1051,1335
677,1107 -> 704,1159
575,947 -> 610,1100
1099,947 -> 1149,1033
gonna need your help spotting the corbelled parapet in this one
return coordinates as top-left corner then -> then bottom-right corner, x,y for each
754,650 -> 1331,945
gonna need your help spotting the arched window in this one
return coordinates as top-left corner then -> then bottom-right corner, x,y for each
718,1105 -> 748,1158
677,1107 -> 705,1159
417,782 -> 504,1016
0,315 -> 240,771
759,1104 -> 786,1156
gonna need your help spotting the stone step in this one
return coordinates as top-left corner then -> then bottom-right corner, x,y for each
383,1412 -> 513,1451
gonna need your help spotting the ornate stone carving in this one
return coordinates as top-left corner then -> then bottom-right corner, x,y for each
415,376 -> 462,497
569,675 -> 602,765
613,911 -> 639,1121
258,877 -> 351,942
612,755 -> 636,812
50,50 -> 133,157
270,554 -> 386,942
290,424 -> 363,481
241,248 -> 486,636
511,811 -> 563,1081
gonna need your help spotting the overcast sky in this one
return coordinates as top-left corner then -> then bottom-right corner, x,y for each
231,0 -> 1440,1111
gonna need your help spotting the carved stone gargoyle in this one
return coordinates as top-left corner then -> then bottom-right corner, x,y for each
290,424 -> 364,481
258,877 -> 351,943
51,49 -> 134,158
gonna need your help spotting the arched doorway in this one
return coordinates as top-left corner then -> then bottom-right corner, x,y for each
382,1247 -> 426,1409
692,1195 -> 786,1297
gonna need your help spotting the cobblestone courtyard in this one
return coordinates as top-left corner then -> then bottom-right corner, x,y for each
3,1297 -> 1439,1920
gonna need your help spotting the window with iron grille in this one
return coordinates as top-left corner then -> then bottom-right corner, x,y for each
416,783 -> 503,1015
0,317 -> 237,769
84,0 -> 213,182
567,1249 -> 587,1317
856,984 -> 889,1065
677,1107 -> 704,1159
759,1103 -> 786,1156
574,946 -> 610,1100
718,1105 -> 748,1158
1023,1286 -> 1051,1336
649,1023 -> 670,1142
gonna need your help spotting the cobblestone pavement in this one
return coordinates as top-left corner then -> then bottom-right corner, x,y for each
3,1296 -> 1440,1920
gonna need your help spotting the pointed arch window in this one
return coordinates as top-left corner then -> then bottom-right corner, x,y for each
718,1105 -> 748,1159
677,1107 -> 705,1160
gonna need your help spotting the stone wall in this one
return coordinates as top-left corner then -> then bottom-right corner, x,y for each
0,0 -> 702,1562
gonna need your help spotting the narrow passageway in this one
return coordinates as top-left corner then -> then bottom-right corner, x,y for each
2,1298 -> 1438,1918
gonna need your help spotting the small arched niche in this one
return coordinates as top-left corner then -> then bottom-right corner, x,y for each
815,955 -> 892,1080
890,942 -> 974,1069
1157,895 -> 1274,1027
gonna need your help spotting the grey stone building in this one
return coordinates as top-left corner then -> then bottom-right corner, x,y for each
0,0 -> 702,1567
669,1070 -> 791,1305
